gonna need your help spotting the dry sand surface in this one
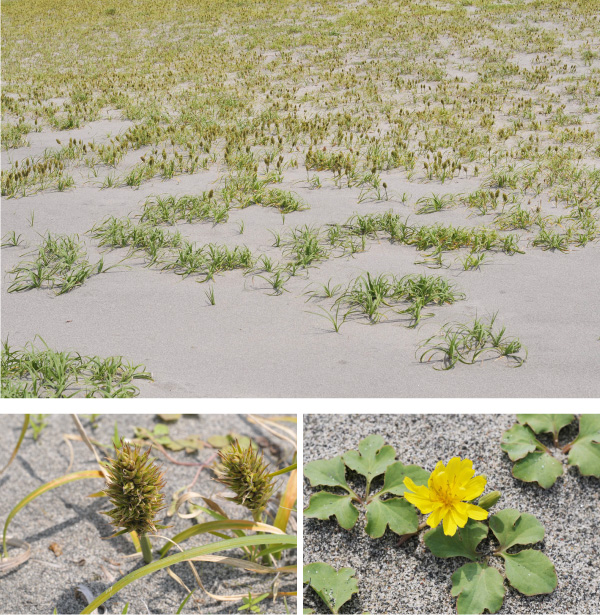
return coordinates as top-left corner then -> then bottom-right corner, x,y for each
3,155 -> 599,396
0,414 -> 297,614
303,414 -> 600,614
2,0 -> 599,397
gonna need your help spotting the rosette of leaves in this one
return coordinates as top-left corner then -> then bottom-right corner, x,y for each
303,562 -> 359,614
215,439 -> 275,516
424,497 -> 557,614
304,435 -> 430,538
501,414 -> 600,488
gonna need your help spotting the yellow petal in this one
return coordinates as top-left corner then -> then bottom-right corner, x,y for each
426,504 -> 446,528
445,457 -> 462,478
404,490 -> 436,514
428,461 -> 445,487
460,476 -> 487,501
403,476 -> 422,493
466,503 -> 489,521
443,512 -> 458,536
450,503 -> 469,528
456,462 -> 475,485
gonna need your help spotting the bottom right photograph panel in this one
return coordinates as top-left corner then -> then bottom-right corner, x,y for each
303,413 -> 600,614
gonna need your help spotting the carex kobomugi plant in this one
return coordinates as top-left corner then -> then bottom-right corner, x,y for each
215,440 -> 276,521
102,438 -> 167,563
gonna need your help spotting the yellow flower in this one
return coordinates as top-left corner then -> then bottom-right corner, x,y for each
403,457 -> 488,536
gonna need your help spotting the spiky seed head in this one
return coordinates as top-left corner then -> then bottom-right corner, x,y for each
215,440 -> 275,513
102,439 -> 166,536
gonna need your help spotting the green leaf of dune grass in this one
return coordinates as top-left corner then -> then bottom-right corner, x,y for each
3,469 -> 104,556
375,461 -> 430,496
511,452 -> 563,488
517,414 -> 575,442
158,520 -> 286,558
304,492 -> 359,530
304,456 -> 350,490
500,549 -> 558,595
451,562 -> 506,615
364,497 -> 418,538
567,414 -> 600,477
303,562 -> 359,614
81,534 -> 297,614
489,509 -> 545,551
424,519 -> 488,561
500,424 -> 540,461
0,414 -> 29,476
341,435 -> 396,492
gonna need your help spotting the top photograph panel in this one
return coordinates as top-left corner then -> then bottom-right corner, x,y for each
2,0 -> 599,397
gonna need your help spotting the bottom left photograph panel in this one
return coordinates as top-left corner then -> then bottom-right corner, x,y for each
0,413 -> 297,615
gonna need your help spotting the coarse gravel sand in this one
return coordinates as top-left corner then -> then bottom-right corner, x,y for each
303,413 -> 599,614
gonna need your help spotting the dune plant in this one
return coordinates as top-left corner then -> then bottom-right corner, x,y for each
418,313 -> 527,369
501,414 -> 600,487
304,436 -> 558,614
303,562 -> 359,614
7,233 -> 118,295
101,440 -> 168,563
215,440 -> 276,520
1,337 -> 152,398
1,416 -> 297,613
3,0 -> 600,393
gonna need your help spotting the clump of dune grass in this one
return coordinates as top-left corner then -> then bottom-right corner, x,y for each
1,337 -> 152,397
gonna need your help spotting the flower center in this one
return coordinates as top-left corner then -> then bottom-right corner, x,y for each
433,479 -> 459,507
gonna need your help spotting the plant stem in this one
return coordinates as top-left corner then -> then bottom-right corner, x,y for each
397,521 -> 428,546
140,534 -> 153,564
267,463 -> 297,479
342,485 -> 363,504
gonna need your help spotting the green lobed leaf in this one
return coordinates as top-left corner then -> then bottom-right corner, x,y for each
517,414 -> 574,440
500,549 -> 557,595
304,492 -> 359,530
424,519 -> 488,561
342,435 -> 395,487
501,424 -> 540,461
304,457 -> 349,490
451,562 -> 506,615
512,452 -> 563,488
207,435 -> 230,448
489,509 -> 545,551
567,414 -> 600,477
303,562 -> 359,614
364,497 -> 418,538
153,424 -> 169,436
377,461 -> 430,496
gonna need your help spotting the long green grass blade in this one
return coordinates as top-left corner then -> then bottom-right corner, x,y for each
254,544 -> 291,559
3,469 -> 104,555
0,414 -> 29,476
81,534 -> 297,614
159,520 -> 285,558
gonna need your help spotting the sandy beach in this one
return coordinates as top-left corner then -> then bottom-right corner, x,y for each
2,0 -> 599,396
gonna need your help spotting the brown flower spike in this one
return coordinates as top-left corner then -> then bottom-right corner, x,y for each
102,439 -> 166,536
215,440 -> 275,514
